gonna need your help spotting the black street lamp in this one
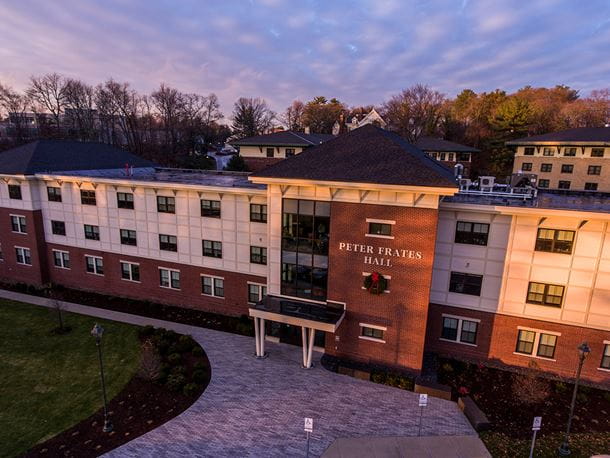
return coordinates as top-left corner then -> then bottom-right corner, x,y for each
91,323 -> 113,433
558,341 -> 591,456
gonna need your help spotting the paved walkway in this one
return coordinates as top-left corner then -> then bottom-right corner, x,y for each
0,289 -> 477,457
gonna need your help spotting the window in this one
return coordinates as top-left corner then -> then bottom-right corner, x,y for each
159,234 -> 178,252
455,221 -> 489,246
84,224 -> 100,240
588,165 -> 602,175
448,153 -> 455,162
542,147 -> 554,156
585,182 -> 598,191
591,148 -> 605,158
51,220 -> 66,236
250,204 -> 267,223
15,247 -> 31,265
80,190 -> 96,205
521,163 -> 532,171
449,272 -> 483,296
8,184 -> 22,200
538,179 -> 549,188
561,164 -> 574,174
361,326 -> 384,340
47,186 -> 62,202
250,246 -> 267,265
159,268 -> 180,289
281,199 -> 330,301
201,199 -> 221,218
527,282 -> 564,307
558,181 -> 571,190
0,243 -> 3,261
85,255 -> 104,275
286,148 -> 296,157
248,283 -> 267,303
266,147 -> 274,158
10,215 -> 26,233
441,316 -> 479,345
120,229 -> 137,246
201,275 -> 224,297
117,192 -> 134,209
515,329 -> 558,359
52,250 -> 70,269
202,240 -> 222,258
564,147 -> 577,157
601,344 -> 610,370
367,222 -> 392,237
120,262 -> 140,282
457,152 -> 471,162
440,153 -> 446,161
523,147 -> 535,156
535,228 -> 575,254
540,163 -> 552,172
157,196 -> 175,213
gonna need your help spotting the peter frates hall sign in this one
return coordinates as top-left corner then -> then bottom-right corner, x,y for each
338,242 -> 423,267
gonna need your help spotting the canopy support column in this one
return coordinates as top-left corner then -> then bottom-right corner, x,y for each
301,326 -> 315,369
254,317 -> 267,358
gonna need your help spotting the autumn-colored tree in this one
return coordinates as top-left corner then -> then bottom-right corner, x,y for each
281,100 -> 306,131
302,96 -> 346,134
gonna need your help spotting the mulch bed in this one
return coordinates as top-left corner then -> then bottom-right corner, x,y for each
22,328 -> 211,457
437,357 -> 610,439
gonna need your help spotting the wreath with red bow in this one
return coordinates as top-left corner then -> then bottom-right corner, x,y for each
363,272 -> 387,295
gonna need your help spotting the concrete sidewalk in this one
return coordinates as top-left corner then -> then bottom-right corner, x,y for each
1,289 -> 481,457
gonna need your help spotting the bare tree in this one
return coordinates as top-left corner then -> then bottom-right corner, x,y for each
151,83 -> 185,154
281,100 -> 305,131
27,73 -> 69,133
64,79 -> 97,140
0,83 -> 32,142
138,339 -> 162,381
201,93 -> 223,126
231,97 -> 275,139
382,84 -> 445,142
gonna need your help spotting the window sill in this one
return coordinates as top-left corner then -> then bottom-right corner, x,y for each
439,338 -> 477,347
12,231 -> 27,235
201,293 -> 225,299
360,287 -> 390,293
358,335 -> 386,344
16,263 -> 32,267
86,271 -> 104,277
160,286 -> 181,291
365,233 -> 394,240
54,266 -> 71,270
597,367 -> 610,373
513,351 -> 556,362
121,278 -> 141,283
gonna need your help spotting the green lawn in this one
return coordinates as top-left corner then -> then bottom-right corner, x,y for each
0,299 -> 140,458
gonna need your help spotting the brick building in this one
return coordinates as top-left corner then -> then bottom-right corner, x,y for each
1,127 -> 609,385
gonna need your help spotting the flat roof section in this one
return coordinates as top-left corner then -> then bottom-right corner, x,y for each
249,295 -> 345,332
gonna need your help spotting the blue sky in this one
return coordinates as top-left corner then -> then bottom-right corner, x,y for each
1,0 -> 608,115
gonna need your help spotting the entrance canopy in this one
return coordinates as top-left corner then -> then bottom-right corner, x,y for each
249,295 -> 345,368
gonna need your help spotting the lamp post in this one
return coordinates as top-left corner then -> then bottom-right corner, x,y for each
558,341 -> 590,456
91,323 -> 113,433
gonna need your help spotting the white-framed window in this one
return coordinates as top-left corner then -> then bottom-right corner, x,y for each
52,250 -> 70,269
120,261 -> 140,282
514,327 -> 560,360
10,215 -> 27,234
600,341 -> 610,371
365,218 -> 395,239
201,275 -> 224,298
440,314 -> 480,346
15,246 -> 32,265
358,323 -> 386,343
0,242 -> 4,261
159,267 -> 180,290
248,283 -> 267,304
85,255 -> 104,275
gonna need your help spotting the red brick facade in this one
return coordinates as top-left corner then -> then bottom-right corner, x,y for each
243,157 -> 283,172
426,303 -> 610,384
324,202 -> 440,374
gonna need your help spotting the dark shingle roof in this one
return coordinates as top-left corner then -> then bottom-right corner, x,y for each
0,140 -> 155,175
507,127 -> 610,145
231,131 -> 334,147
415,136 -> 479,153
251,124 -> 457,189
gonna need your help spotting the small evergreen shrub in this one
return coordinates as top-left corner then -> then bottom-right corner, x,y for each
192,369 -> 208,384
166,374 -> 186,392
183,382 -> 201,396
138,325 -> 156,339
191,346 -> 204,357
193,361 -> 207,371
167,352 -> 181,365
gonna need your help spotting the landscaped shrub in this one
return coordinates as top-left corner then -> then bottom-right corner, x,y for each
154,337 -> 171,356
167,353 -> 181,365
555,381 -> 568,394
138,325 -> 156,339
191,346 -> 204,357
371,372 -> 386,384
577,392 -> 589,403
183,382 -> 201,397
511,361 -> 550,405
604,391 -> 610,403
157,365 -> 171,384
192,369 -> 207,384
193,361 -> 207,371
172,335 -> 196,353
137,340 -> 162,381
171,365 -> 187,376
369,370 -> 413,390
165,374 -> 186,392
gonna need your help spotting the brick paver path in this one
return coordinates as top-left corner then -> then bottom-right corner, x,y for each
0,289 -> 475,457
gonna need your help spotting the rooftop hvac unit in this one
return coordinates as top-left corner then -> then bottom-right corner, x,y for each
479,176 -> 495,192
459,178 -> 471,190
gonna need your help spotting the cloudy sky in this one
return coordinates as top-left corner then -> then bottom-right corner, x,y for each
1,0 -> 609,116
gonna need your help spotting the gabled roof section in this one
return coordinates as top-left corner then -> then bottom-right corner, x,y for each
415,136 -> 479,153
251,124 -> 458,189
231,131 -> 334,147
506,127 -> 610,145
0,140 -> 155,175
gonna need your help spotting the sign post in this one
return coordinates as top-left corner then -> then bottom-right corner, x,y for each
418,394 -> 428,437
529,416 -> 542,458
304,417 -> 313,458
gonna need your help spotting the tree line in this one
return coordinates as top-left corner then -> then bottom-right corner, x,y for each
1,73 -> 608,175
